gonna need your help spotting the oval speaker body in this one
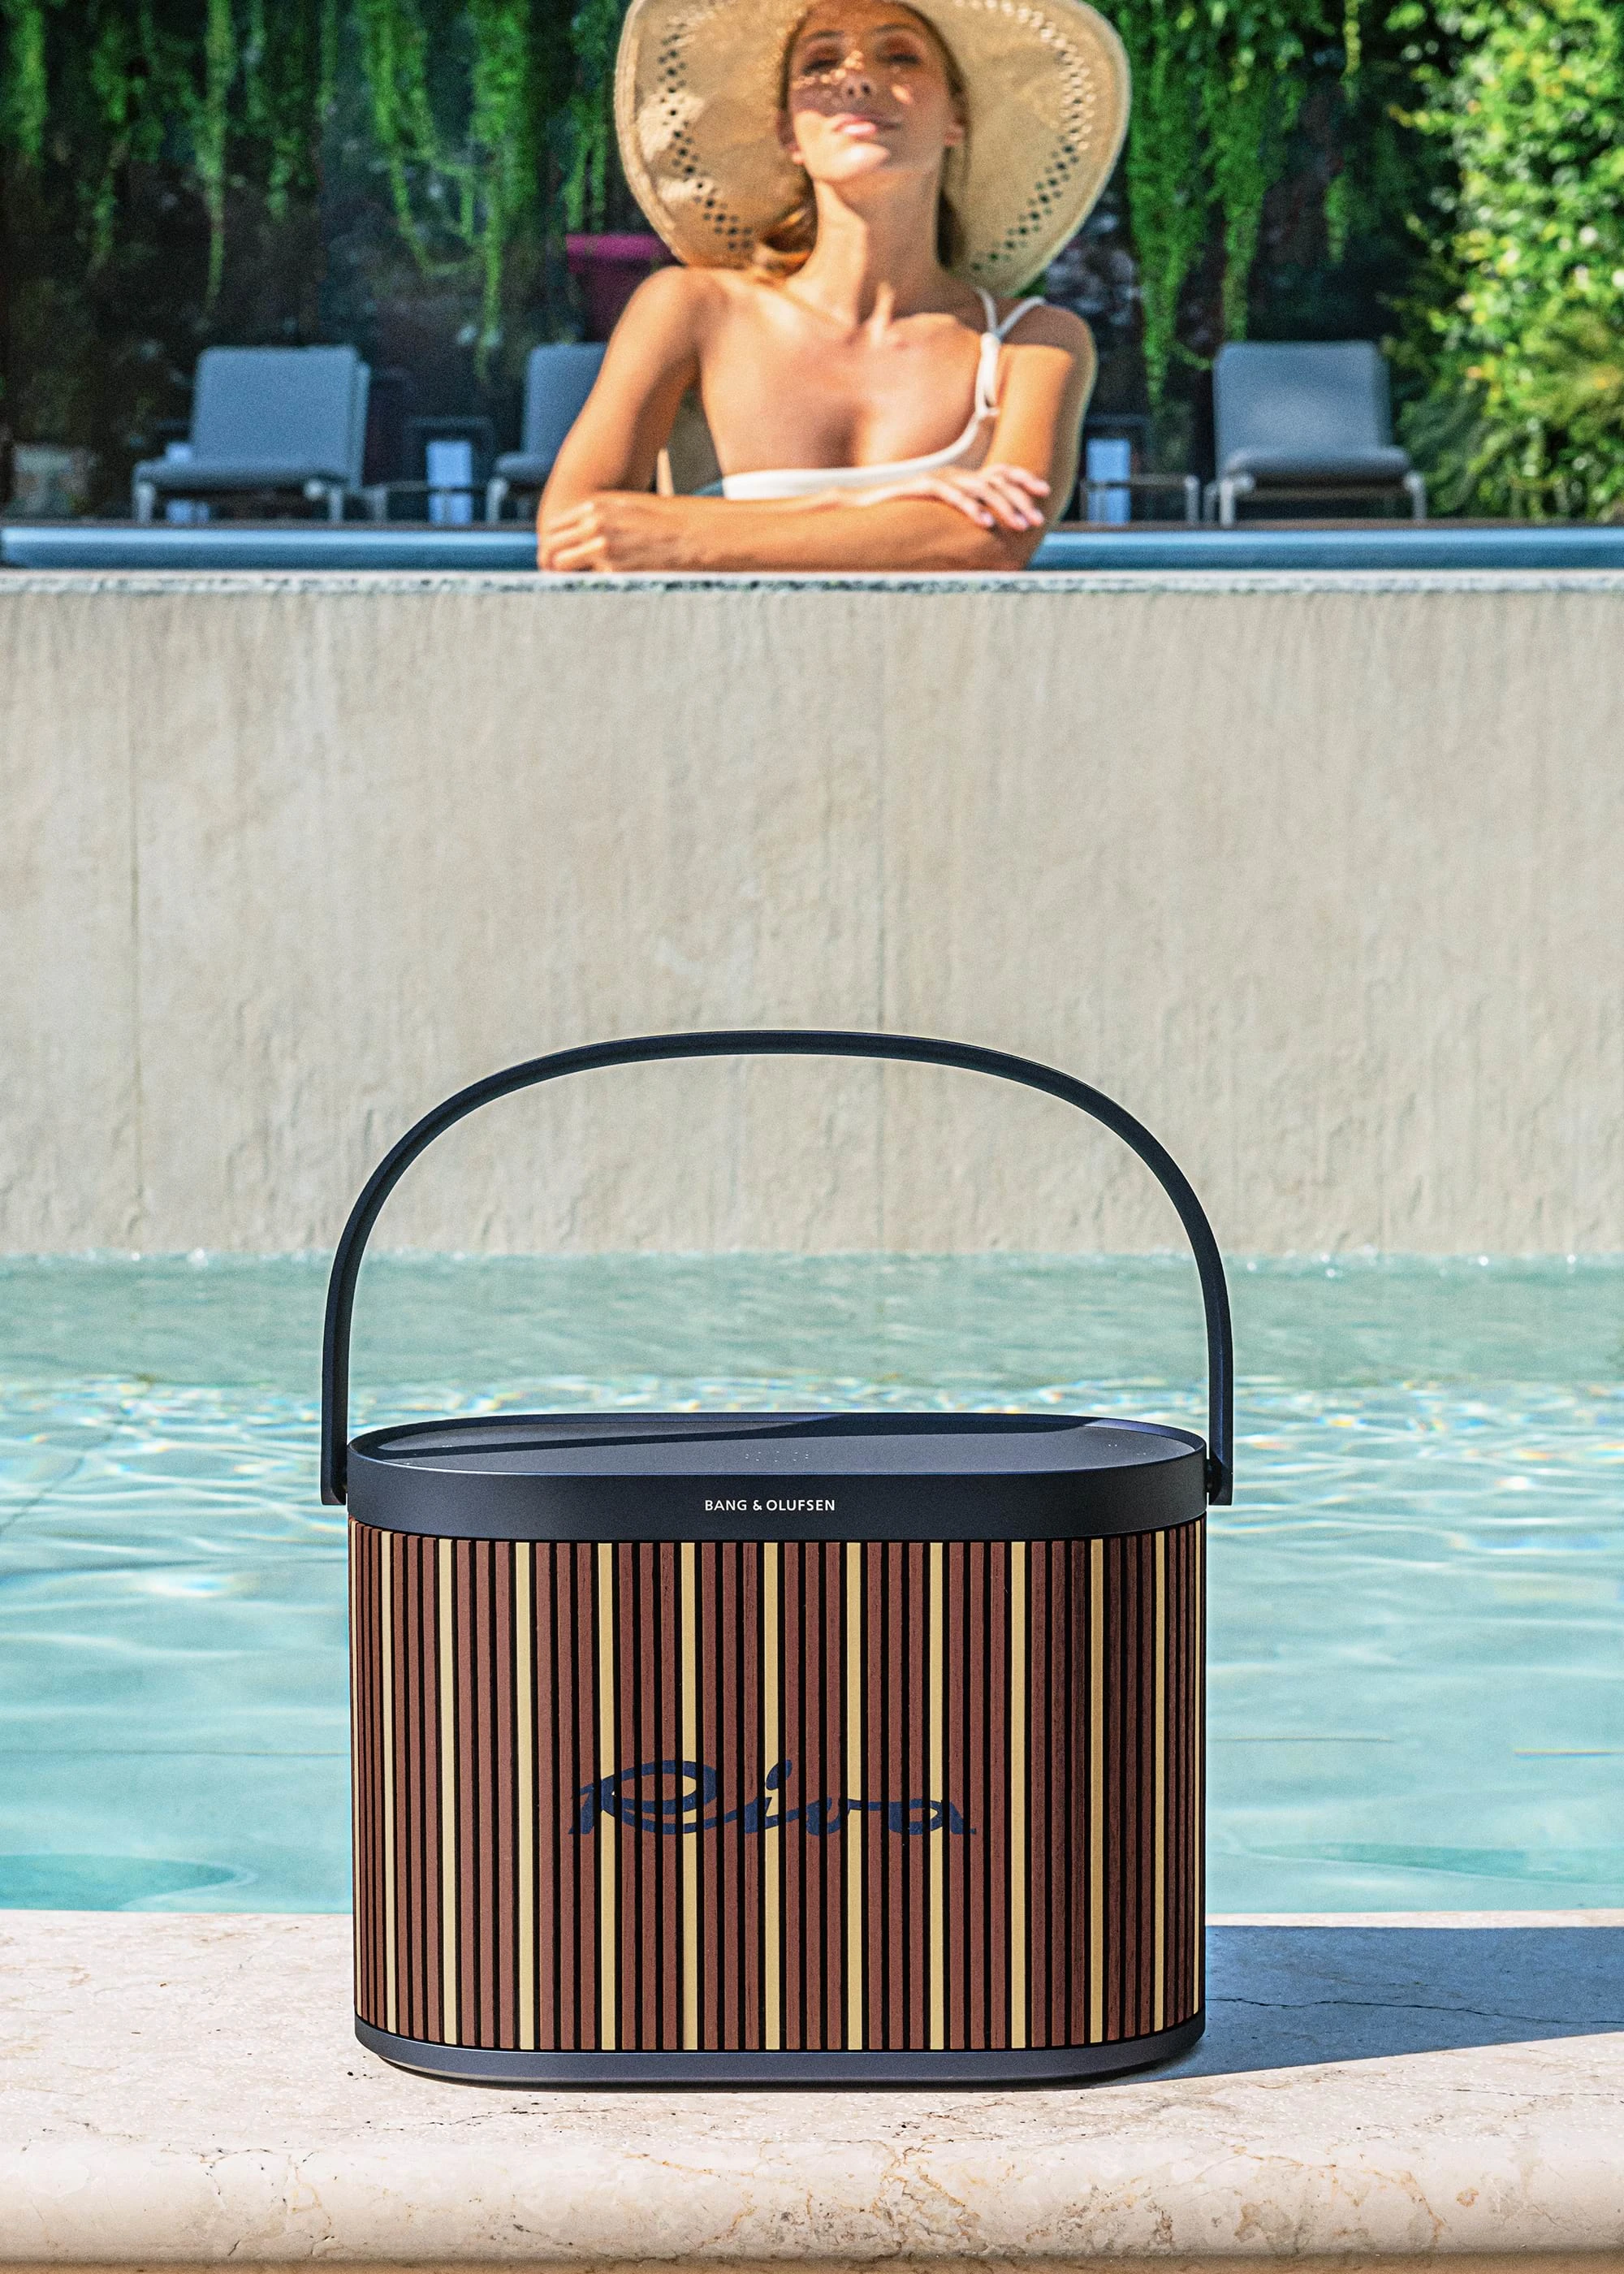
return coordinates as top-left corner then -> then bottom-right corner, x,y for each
348,1411 -> 1206,2082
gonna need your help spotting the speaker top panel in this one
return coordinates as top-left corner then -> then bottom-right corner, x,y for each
347,1411 -> 1207,1542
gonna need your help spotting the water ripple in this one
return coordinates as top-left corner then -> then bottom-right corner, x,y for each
1,1255 -> 1620,1912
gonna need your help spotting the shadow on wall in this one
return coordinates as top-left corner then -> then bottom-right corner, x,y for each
1155,1926 -> 1624,2078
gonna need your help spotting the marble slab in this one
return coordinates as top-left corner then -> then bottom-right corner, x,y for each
1,1913 -> 1621,2263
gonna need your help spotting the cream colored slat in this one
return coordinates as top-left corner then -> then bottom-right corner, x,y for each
438,1539 -> 458,2046
1008,1541 -> 1027,2051
596,1542 -> 618,2052
763,1542 -> 781,2051
1089,1537 -> 1105,2043
516,1546 -> 535,2052
680,1540 -> 699,2050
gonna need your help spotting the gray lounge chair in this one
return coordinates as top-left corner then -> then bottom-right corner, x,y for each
1205,342 -> 1426,524
485,344 -> 607,521
132,347 -> 370,523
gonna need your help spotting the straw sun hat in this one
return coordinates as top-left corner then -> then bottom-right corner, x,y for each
614,0 -> 1130,292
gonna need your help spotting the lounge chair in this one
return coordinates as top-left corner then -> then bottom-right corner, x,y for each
1205,342 -> 1426,525
485,344 -> 607,521
132,347 -> 370,523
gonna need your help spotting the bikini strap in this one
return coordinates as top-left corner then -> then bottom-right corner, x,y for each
994,294 -> 1046,339
974,291 -> 1046,417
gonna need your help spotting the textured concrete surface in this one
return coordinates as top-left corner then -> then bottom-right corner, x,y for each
1,1912 -> 1621,2263
4,570 -> 1622,1254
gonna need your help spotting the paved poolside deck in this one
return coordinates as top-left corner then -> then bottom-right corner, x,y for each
2,1912 -> 1620,2266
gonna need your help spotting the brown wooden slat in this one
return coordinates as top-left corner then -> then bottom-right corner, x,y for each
419,1534 -> 443,2044
741,1544 -> 762,2049
820,1540 -> 844,2050
699,1541 -> 722,2051
987,1539 -> 1009,2050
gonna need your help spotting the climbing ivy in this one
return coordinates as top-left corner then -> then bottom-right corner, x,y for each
561,0 -> 624,229
1115,0 -> 1207,397
1,0 -> 51,163
1113,0 -> 1341,396
0,0 -> 570,343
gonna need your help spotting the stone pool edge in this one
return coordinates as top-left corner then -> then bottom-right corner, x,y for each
2,1912 -> 1622,2264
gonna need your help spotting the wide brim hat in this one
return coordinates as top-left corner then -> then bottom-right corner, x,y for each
615,0 -> 1130,293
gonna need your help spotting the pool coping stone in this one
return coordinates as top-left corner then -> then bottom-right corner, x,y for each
5,565 -> 1624,596
2,1911 -> 1620,2264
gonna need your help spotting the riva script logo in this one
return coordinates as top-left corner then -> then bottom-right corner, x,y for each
575,1757 -> 973,1837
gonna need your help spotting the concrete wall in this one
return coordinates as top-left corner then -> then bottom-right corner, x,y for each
4,568 -> 1621,1255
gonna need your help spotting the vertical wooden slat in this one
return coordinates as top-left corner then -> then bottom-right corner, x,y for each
781,1543 -> 805,2048
741,1544 -> 762,2048
549,1548 -> 572,2047
902,1541 -> 925,2048
965,1540 -> 986,2051
820,1540 -> 844,2051
844,1541 -> 864,2051
946,1541 -> 967,2051
1026,1540 -> 1048,2044
862,1542 -> 886,2046
884,1541 -> 906,2049
455,1543 -> 479,2045
801,1541 -> 824,2050
987,1539 -> 1009,2051
348,1525 -> 362,2014
1154,1528 -> 1168,2034
1104,1532 -> 1125,2042
678,1538 -> 699,2048
719,1543 -> 744,2051
1088,1537 -> 1106,2043
926,1539 -> 946,2049
1007,1537 -> 1027,2051
615,1541 -> 639,2049
595,1542 -> 618,2051
400,1535 -> 421,2038
1046,1540 -> 1069,2049
516,1546 -> 535,2050
357,1524 -> 374,2021
1191,1519 -> 1200,2019
1137,1537 -> 1151,2037
699,1541 -> 722,2051
378,1536 -> 396,2034
810,1546 -> 836,2047
658,1541 -> 679,2051
762,1539 -> 782,2051
1065,1541 -> 1088,2046
435,1538 -> 458,2045
419,1536 -> 442,2045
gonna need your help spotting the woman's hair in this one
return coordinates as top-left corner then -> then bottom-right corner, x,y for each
754,4 -> 969,276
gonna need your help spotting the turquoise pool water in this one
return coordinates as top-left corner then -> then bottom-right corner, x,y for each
2,1253 -> 1620,1913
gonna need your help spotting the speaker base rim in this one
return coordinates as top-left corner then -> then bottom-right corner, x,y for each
355,2011 -> 1204,2085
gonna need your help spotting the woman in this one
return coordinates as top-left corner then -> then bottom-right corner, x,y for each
541,0 -> 1129,573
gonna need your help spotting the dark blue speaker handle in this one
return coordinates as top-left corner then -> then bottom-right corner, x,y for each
321,1030 -> 1233,1507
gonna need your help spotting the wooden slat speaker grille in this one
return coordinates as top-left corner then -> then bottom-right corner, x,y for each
352,1524 -> 1204,2052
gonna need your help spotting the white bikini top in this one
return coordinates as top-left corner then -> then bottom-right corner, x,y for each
719,287 -> 1045,501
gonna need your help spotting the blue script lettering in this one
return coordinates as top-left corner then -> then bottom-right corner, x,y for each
574,1757 -> 971,1836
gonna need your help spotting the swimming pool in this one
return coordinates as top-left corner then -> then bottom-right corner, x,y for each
1,1253 -> 1619,1913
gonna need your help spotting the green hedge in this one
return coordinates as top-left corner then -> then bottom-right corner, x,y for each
1400,0 -> 1624,517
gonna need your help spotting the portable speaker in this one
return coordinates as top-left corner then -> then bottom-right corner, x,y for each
324,1030 -> 1232,2083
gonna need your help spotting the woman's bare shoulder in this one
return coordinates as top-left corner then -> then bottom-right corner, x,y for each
621,262 -> 762,335
1002,300 -> 1095,359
